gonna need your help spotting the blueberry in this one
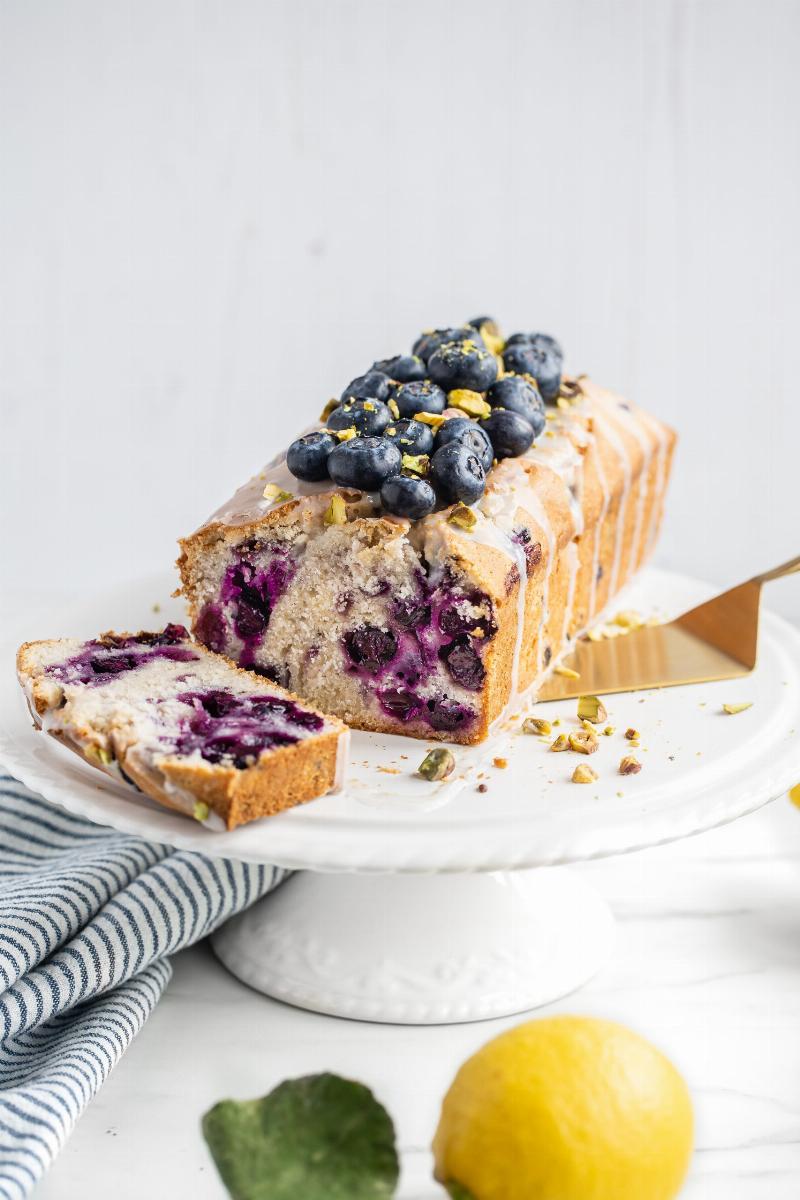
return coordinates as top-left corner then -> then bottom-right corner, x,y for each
486,375 -> 546,438
426,697 -> 473,731
429,442 -> 486,505
328,436 -> 402,491
479,409 -> 535,458
505,331 -> 563,363
327,398 -> 392,437
434,417 -> 494,473
286,430 -> 337,481
383,418 -> 434,456
467,315 -> 500,336
392,379 -> 446,418
380,474 -> 437,520
392,596 -> 432,630
372,354 -> 427,383
340,370 -> 393,403
412,326 -> 485,362
379,688 -> 422,721
502,340 -> 562,400
439,636 -> 486,691
428,340 -> 498,393
344,625 -> 398,673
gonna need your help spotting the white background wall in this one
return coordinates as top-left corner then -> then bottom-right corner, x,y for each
2,0 -> 799,620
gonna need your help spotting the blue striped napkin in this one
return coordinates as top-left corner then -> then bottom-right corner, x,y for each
0,775 -> 286,1199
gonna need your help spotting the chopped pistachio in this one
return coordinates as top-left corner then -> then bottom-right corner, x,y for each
448,503 -> 478,531
577,695 -> 608,724
401,453 -> 430,476
603,725 -> 615,736
323,494 -> 347,525
319,397 -> 339,421
417,747 -> 456,781
448,389 -> 492,419
613,610 -> 645,631
193,800 -> 210,822
619,755 -> 642,776
262,482 -> 293,505
362,400 -> 376,412
335,427 -> 358,442
87,744 -> 113,765
572,763 -> 598,784
556,395 -> 572,411
483,331 -> 504,356
550,733 -> 569,752
569,729 -> 599,755
722,702 -> 753,715
554,665 -> 580,680
624,727 -> 639,741
522,716 -> 552,736
415,411 -> 446,430
387,397 -> 400,420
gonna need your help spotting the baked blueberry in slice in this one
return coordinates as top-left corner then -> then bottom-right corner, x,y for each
344,625 -> 398,673
428,340 -> 498,392
327,398 -> 393,437
426,696 -> 474,732
392,380 -> 447,419
480,409 -> 536,458
378,687 -> 422,721
429,442 -> 486,505
382,418 -> 435,456
434,417 -> 494,473
502,341 -> 561,401
286,430 -> 337,482
328,436 -> 402,491
486,375 -> 546,438
380,474 -> 437,520
392,595 -> 432,630
340,370 -> 393,403
412,326 -> 485,362
372,354 -> 427,383
439,636 -> 486,691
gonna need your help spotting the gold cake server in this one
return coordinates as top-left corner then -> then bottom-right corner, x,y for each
537,554 -> 800,702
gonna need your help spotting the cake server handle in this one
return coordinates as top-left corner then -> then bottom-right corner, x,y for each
751,554 -> 800,586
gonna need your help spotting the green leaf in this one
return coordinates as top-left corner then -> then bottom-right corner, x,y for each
201,1072 -> 399,1200
443,1183 -> 477,1200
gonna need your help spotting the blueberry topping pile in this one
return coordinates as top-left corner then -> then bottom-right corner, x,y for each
285,317 -> 566,518
173,689 -> 323,769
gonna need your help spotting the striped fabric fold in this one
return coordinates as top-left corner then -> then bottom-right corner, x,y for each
0,776 -> 286,1199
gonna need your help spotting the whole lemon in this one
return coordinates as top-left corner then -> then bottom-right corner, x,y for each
432,1015 -> 693,1200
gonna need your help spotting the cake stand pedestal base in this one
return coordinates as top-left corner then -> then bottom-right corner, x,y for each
211,867 -> 615,1025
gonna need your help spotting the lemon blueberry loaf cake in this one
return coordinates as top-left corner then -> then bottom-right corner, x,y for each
17,625 -> 349,829
178,319 -> 675,745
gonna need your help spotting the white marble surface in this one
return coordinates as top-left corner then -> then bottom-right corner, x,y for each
35,793 -> 800,1199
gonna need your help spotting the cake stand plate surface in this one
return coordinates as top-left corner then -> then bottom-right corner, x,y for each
1,567 -> 798,1023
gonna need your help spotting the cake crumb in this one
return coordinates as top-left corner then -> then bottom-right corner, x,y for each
493,757 -> 508,769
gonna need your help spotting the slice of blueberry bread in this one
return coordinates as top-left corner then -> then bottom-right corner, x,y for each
178,318 -> 676,745
17,624 -> 349,830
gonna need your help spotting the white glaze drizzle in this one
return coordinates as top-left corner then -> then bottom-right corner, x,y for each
595,393 -> 654,573
331,727 -> 351,794
639,410 -> 671,557
589,406 -> 631,595
525,428 -> 585,653
587,429 -> 611,619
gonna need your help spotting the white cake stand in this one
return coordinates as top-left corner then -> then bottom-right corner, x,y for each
1,568 -> 798,1024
